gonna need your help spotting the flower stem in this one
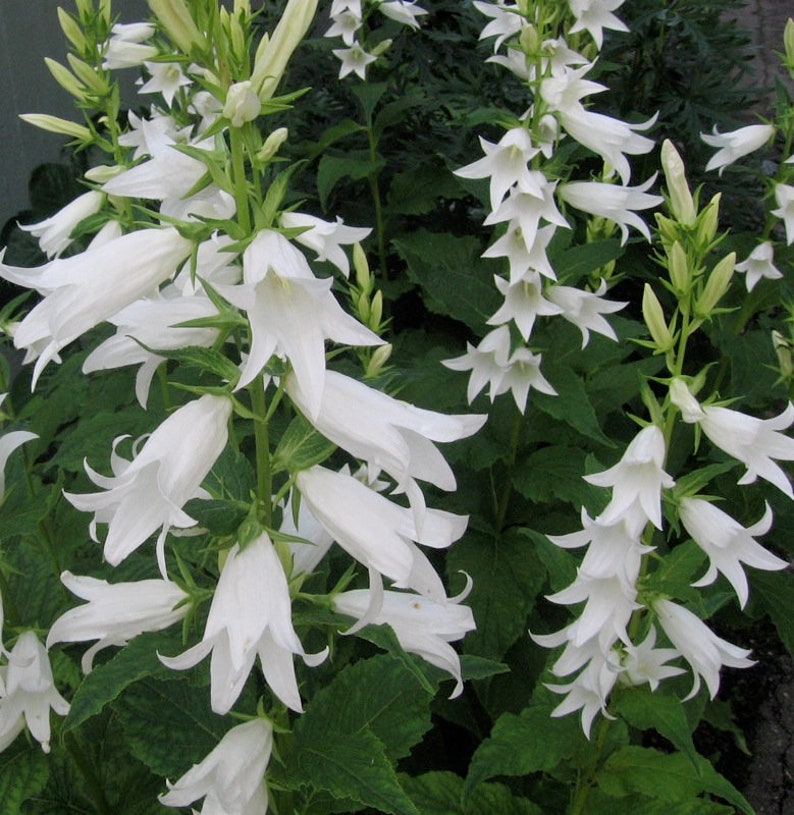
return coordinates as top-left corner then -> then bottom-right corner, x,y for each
250,374 -> 272,526
366,125 -> 388,278
230,126 -> 252,235
568,714 -> 611,815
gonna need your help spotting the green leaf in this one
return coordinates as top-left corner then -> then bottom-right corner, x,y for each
532,366 -> 613,446
113,678 -> 230,778
750,569 -> 794,658
463,704 -> 591,801
317,152 -> 383,210
387,164 -> 465,216
0,740 -> 50,814
393,230 -> 502,332
646,540 -> 708,607
272,413 -> 337,474
141,344 -> 241,383
182,497 -> 249,536
447,530 -> 546,659
64,629 -> 184,732
402,771 -> 543,815
612,686 -> 699,767
597,746 -> 754,813
550,239 -> 624,284
512,446 -> 604,508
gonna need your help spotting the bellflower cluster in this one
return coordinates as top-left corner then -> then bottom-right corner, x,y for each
444,0 -> 660,413
2,2 -> 483,807
325,0 -> 428,80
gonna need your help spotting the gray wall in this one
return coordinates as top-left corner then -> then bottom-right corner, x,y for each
0,0 -> 149,228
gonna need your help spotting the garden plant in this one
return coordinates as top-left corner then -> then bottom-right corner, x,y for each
0,1 -> 793,813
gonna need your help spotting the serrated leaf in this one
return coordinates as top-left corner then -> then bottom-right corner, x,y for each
182,497 -> 248,536
532,366 -> 613,446
401,771 -> 543,815
388,165 -> 464,215
512,446 -> 603,508
317,153 -> 383,210
64,629 -> 184,732
550,239 -> 624,284
612,686 -> 699,768
597,746 -> 754,813
0,740 -> 50,814
272,413 -> 337,474
113,678 -> 229,778
393,230 -> 502,331
447,530 -> 546,659
646,540 -> 708,605
289,729 -> 420,815
750,569 -> 794,658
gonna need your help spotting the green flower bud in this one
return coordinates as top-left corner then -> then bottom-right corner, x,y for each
57,7 -> 88,51
668,240 -> 690,293
773,330 -> 793,378
44,58 -> 86,100
223,81 -> 261,127
519,23 -> 538,53
642,284 -> 675,351
785,18 -> 794,76
19,113 -> 92,141
661,140 -> 696,226
696,193 -> 721,248
353,243 -> 372,295
366,343 -> 393,378
371,38 -> 393,57
256,127 -> 289,163
695,252 -> 735,317
251,0 -> 318,100
370,289 -> 383,332
67,54 -> 110,95
147,0 -> 207,55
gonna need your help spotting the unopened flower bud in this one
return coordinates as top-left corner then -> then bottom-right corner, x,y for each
371,38 -> 392,57
655,213 -> 678,246
369,289 -> 383,331
366,343 -> 393,378
223,81 -> 261,127
668,241 -> 690,293
147,0 -> 207,54
669,378 -> 705,423
519,23 -> 538,53
353,243 -> 372,295
642,284 -> 675,352
57,8 -> 88,52
256,127 -> 289,163
696,252 -> 735,317
44,58 -> 86,100
696,193 -> 721,247
19,113 -> 92,141
251,0 -> 318,100
85,164 -> 124,183
784,19 -> 794,76
773,330 -> 793,378
661,140 -> 696,226
67,54 -> 111,95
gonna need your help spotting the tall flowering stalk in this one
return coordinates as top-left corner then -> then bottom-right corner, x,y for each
0,1 -> 483,811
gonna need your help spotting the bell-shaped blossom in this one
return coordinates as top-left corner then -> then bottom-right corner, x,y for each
568,0 -> 628,49
47,571 -> 189,673
118,108 -> 191,160
473,0 -> 524,52
545,649 -> 618,738
734,241 -> 782,291
65,394 -> 232,576
584,424 -> 674,531
325,7 -> 362,45
484,179 -> 569,255
618,626 -> 684,691
286,370 -> 484,493
487,272 -> 564,341
296,465 -> 466,602
654,599 -> 753,700
19,191 -> 104,258
333,42 -> 376,80
679,498 -> 787,608
771,184 -> 794,245
0,632 -> 70,753
701,124 -> 775,176
0,227 -> 193,388
380,1 -> 428,29
558,175 -> 663,243
159,718 -> 272,815
0,427 -> 37,500
547,279 -> 626,347
139,61 -> 191,107
672,383 -> 794,498
280,212 -> 371,276
280,488 -> 334,578
334,587 -> 475,697
160,533 -> 327,714
455,128 -> 541,212
102,22 -> 158,69
217,230 -> 381,417
483,223 -> 557,284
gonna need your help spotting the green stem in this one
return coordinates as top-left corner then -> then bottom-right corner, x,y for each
366,125 -> 388,278
230,126 -> 252,234
568,714 -> 611,815
493,408 -> 524,537
250,375 -> 272,526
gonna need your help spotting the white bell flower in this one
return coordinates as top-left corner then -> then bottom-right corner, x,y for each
380,1 -> 428,30
654,599 -> 753,700
280,212 -> 371,277
618,626 -> 684,691
0,428 -> 37,501
679,498 -> 787,608
65,394 -> 232,577
473,1 -> 523,53
701,124 -> 775,176
734,241 -> 783,291
771,183 -> 794,245
0,632 -> 69,754
333,587 -> 475,697
487,272 -> 564,342
332,42 -> 377,80
19,190 -> 104,258
159,718 -> 273,815
547,279 -> 627,348
47,571 -> 189,673
102,22 -> 158,69
568,0 -> 629,49
159,533 -> 327,715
